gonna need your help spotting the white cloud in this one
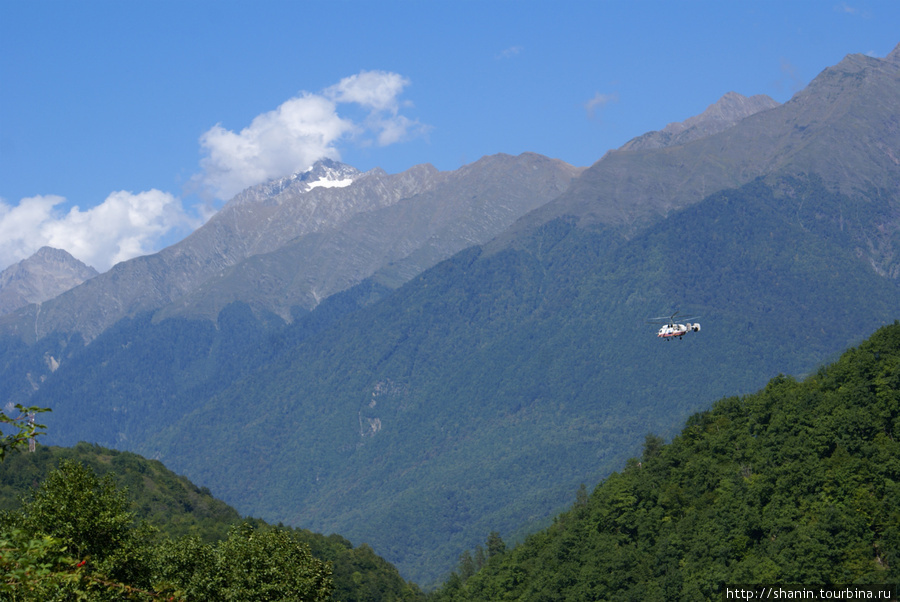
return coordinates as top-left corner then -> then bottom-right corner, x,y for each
2,70 -> 427,273
0,190 -> 194,273
834,2 -> 871,18
585,92 -> 619,120
195,70 -> 427,201
325,70 -> 409,112
497,46 -> 523,60
195,94 -> 352,201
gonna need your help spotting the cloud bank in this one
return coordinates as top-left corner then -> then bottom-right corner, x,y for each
0,190 -> 193,272
195,70 -> 427,201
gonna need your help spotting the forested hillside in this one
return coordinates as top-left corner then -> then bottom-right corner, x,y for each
431,322 -> 900,600
0,444 -> 423,601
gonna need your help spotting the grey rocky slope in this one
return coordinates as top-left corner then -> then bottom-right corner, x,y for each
160,152 -> 583,321
0,155 -> 582,342
619,91 -> 780,151
502,46 -> 900,281
0,247 -> 98,316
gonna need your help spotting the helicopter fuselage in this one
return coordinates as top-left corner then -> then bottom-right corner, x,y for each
657,322 -> 700,339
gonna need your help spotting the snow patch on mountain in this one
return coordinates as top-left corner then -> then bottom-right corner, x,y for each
227,158 -> 364,207
306,177 -> 355,190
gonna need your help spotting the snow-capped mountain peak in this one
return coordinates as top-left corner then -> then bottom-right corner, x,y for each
226,158 -> 364,207
269,158 -> 362,196
297,158 -> 360,191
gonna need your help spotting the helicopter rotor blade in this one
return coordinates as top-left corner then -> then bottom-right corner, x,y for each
647,311 -> 680,324
646,311 -> 700,325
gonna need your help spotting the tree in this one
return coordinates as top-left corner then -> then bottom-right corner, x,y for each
3,461 -> 336,601
642,433 -> 664,461
204,524 -> 333,602
485,532 -> 506,559
0,428 -> 167,600
0,527 -> 76,600
473,545 -> 485,571
8,459 -> 155,589
574,483 -> 589,508
457,549 -> 476,581
0,405 -> 49,462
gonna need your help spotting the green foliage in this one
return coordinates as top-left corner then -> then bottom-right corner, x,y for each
1,460 -> 334,601
0,443 -> 243,543
299,535 -> 425,602
8,460 -> 152,584
485,532 -> 506,559
153,524 -> 333,602
0,445 -> 423,601
0,405 -> 49,463
0,528 -> 77,599
430,322 -> 900,600
0,460 -> 166,600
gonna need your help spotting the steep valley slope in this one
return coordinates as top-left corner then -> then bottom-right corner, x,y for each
430,322 -> 900,599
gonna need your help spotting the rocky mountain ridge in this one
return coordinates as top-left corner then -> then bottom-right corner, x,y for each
0,247 -> 98,316
161,152 -> 582,321
0,154 -> 580,342
226,157 -> 365,206
620,91 -> 780,151
499,47 -> 900,280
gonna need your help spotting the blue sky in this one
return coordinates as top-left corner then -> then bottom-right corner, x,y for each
1,0 -> 898,272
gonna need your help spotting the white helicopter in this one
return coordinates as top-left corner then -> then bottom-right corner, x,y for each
647,311 -> 701,341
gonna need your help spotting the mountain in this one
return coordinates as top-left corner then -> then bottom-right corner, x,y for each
0,154 -> 581,344
4,45 -> 900,587
619,91 -> 780,151
0,247 -> 98,316
124,175 -> 898,586
156,153 -> 583,322
430,322 -> 900,600
507,47 -> 900,273
125,47 -> 898,585
0,443 -> 245,541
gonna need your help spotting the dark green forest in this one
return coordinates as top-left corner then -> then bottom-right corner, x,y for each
0,444 -> 423,601
5,175 -> 900,585
3,321 -> 897,599
430,322 -> 900,600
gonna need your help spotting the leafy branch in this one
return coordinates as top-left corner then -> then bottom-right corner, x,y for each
0,405 -> 50,462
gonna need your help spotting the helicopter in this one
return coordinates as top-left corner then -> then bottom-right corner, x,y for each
647,311 -> 701,341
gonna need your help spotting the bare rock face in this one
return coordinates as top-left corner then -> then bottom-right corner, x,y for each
515,48 -> 900,282
0,154 -> 582,342
620,92 -> 781,151
162,152 -> 584,321
0,247 -> 98,316
886,41 -> 900,64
